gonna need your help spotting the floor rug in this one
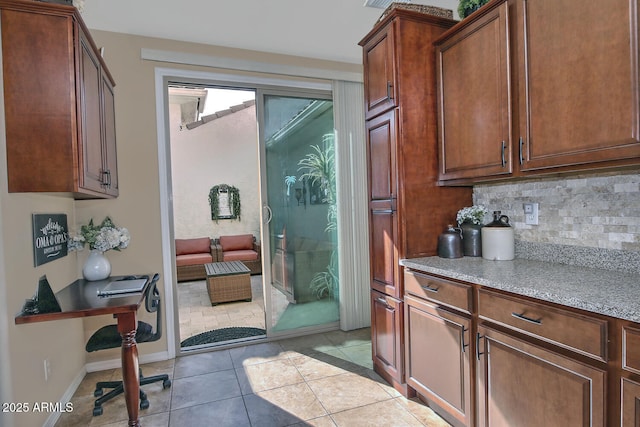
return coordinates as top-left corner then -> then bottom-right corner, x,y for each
181,326 -> 266,347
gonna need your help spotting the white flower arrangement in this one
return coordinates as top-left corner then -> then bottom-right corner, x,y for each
68,216 -> 130,252
456,205 -> 488,225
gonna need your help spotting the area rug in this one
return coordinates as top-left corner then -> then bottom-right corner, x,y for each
181,327 -> 266,347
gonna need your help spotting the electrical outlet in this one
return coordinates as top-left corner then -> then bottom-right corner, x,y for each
44,359 -> 51,382
523,203 -> 539,225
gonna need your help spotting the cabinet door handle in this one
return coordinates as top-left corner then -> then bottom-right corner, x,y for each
476,332 -> 484,360
386,81 -> 393,100
511,312 -> 542,325
105,170 -> 111,188
420,284 -> 439,293
461,327 -> 469,353
501,141 -> 506,167
519,137 -> 525,165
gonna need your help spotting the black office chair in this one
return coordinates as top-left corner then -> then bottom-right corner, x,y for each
85,274 -> 172,416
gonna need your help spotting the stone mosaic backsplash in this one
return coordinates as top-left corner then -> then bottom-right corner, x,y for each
472,170 -> 640,272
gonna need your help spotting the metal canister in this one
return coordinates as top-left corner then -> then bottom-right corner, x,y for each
437,225 -> 463,258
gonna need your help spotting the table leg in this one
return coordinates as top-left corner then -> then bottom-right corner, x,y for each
116,312 -> 140,427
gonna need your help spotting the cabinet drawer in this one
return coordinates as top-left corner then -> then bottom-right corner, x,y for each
404,270 -> 471,313
623,325 -> 640,374
478,289 -> 607,361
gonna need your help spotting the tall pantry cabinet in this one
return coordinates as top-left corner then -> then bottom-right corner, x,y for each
360,8 -> 472,393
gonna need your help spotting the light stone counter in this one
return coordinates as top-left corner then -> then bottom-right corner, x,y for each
400,256 -> 640,323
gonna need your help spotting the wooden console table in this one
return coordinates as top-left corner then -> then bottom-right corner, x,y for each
15,274 -> 154,427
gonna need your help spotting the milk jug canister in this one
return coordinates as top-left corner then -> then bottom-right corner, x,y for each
481,211 -> 515,260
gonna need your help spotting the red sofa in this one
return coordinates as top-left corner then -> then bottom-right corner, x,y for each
213,234 -> 262,275
175,237 -> 216,282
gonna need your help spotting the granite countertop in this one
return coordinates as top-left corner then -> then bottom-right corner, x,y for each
400,256 -> 640,323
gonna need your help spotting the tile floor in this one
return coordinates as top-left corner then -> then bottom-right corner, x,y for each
55,328 -> 451,427
178,275 -> 291,343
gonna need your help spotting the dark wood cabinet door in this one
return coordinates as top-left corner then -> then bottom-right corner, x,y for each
371,290 -> 403,384
101,72 -> 119,196
621,377 -> 640,427
367,110 -> 397,202
367,110 -> 400,297
405,295 -> 472,427
436,1 -> 512,182
362,21 -> 397,120
476,325 -> 606,427
369,208 -> 398,297
517,0 -> 640,171
78,31 -> 105,194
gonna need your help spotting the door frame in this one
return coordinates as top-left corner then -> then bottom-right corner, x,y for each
153,66 -> 333,357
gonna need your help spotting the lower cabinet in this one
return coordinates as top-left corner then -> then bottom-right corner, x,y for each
371,289 -> 404,388
405,295 -> 472,427
476,325 -> 606,427
621,377 -> 640,427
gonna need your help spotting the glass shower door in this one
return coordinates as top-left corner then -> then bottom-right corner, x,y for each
258,90 -> 339,334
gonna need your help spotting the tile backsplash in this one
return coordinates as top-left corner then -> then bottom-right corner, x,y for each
473,170 -> 640,252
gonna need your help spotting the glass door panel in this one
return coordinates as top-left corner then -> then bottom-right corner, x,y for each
258,91 -> 339,334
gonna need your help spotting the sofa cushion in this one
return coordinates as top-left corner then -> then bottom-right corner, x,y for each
176,253 -> 213,267
219,234 -> 254,252
176,237 -> 211,256
223,249 -> 258,262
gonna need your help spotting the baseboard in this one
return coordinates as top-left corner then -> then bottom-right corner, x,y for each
85,351 -> 171,373
43,366 -> 87,427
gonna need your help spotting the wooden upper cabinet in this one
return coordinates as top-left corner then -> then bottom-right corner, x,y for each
517,0 -> 640,171
2,1 -> 118,198
362,20 -> 397,119
436,1 -> 512,182
436,0 -> 640,184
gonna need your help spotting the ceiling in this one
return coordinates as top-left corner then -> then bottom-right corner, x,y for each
80,0 -> 459,64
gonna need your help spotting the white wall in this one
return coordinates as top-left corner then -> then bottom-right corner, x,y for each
169,103 -> 261,240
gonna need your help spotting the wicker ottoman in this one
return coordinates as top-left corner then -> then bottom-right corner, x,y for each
205,261 -> 252,306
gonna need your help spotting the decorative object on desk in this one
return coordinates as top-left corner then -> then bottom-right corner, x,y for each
456,205 -> 488,257
481,211 -> 515,261
32,213 -> 68,267
68,217 -> 130,281
208,184 -> 241,222
83,250 -> 111,281
437,225 -> 463,258
458,0 -> 490,19
21,275 -> 62,315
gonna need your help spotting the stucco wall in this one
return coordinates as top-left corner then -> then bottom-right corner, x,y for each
169,103 -> 261,240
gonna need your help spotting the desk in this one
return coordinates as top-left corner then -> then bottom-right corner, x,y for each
15,274 -> 153,427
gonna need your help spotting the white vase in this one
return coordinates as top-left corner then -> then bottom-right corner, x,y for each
83,250 -> 111,281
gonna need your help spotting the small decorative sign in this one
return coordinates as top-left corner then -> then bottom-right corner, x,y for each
32,214 -> 68,267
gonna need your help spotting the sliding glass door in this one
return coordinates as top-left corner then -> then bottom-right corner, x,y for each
257,89 -> 339,334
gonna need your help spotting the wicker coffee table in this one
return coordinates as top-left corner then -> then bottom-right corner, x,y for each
204,261 -> 252,306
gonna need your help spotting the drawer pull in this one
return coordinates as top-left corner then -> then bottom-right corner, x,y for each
420,284 -> 439,293
376,297 -> 391,309
511,312 -> 542,325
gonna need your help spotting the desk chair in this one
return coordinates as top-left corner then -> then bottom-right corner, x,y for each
85,274 -> 171,416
